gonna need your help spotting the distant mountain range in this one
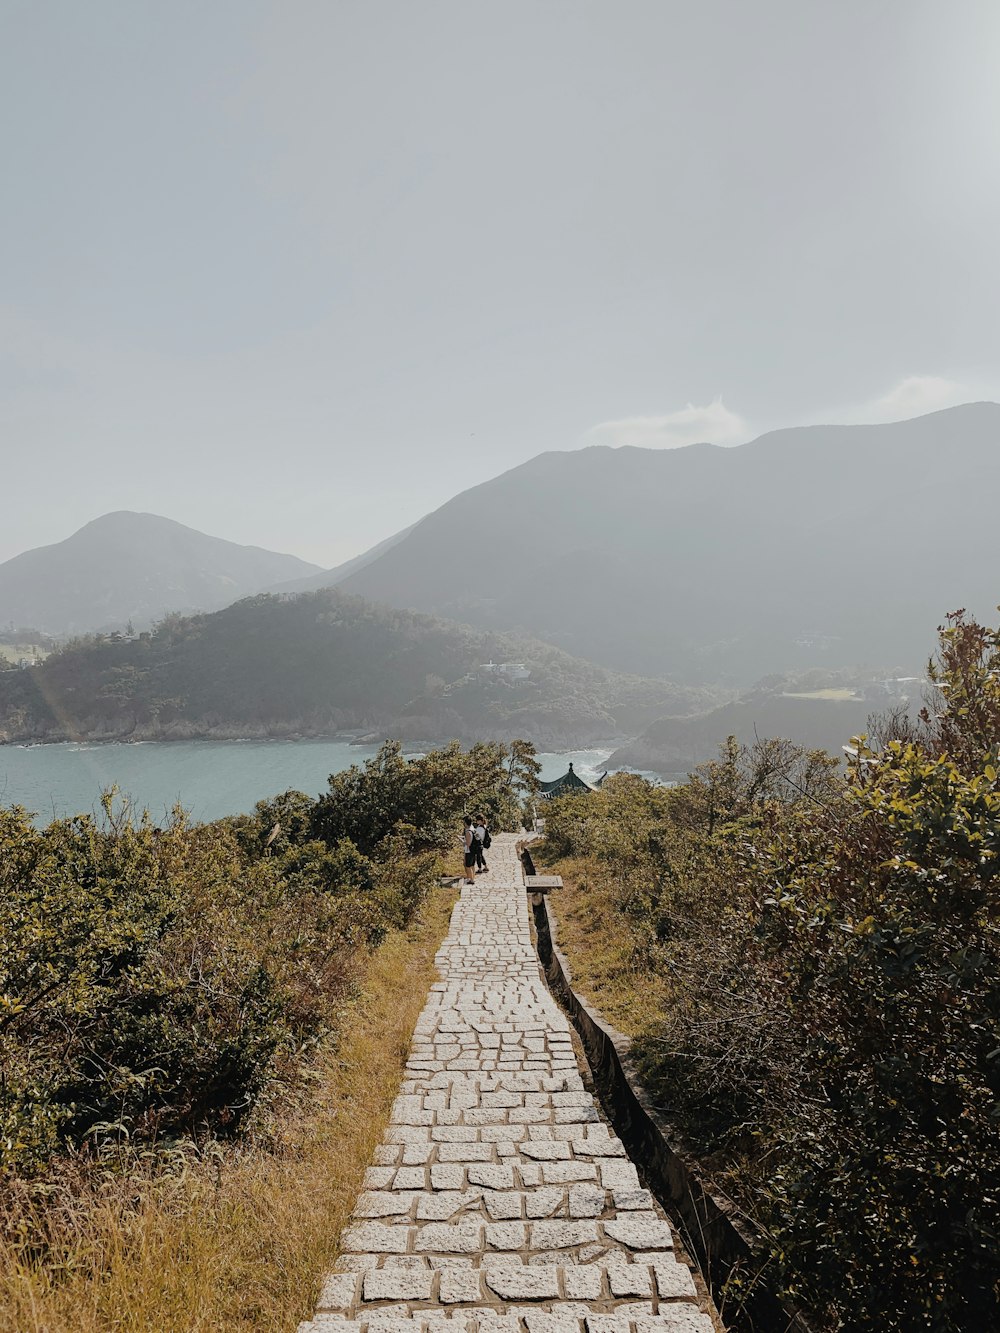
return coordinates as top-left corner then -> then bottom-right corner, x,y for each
0,589 -> 718,748
265,524 -> 416,596
0,512 -> 322,635
5,401 -> 998,702
337,402 -> 1000,682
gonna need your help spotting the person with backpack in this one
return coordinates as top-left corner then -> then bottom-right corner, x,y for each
473,813 -> 491,873
461,815 -> 477,885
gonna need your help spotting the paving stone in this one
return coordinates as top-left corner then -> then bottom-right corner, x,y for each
608,1265 -> 652,1297
430,1164 -> 465,1191
355,1191 -> 417,1218
598,1161 -> 640,1189
336,1253 -> 382,1272
301,1320 -> 362,1333
467,1164 -> 515,1189
541,1162 -> 598,1184
438,1268 -> 484,1303
437,1143 -> 494,1162
362,1269 -> 435,1301
363,1318 -> 425,1333
584,1316 -> 632,1333
485,1221 -> 528,1249
522,1313 -> 587,1333
635,1314 -> 714,1333
402,1143 -> 434,1165
483,1190 -> 524,1220
317,1272 -> 360,1310
364,1167 -> 397,1189
562,1266 -> 604,1299
484,1265 -> 561,1300
603,1215 -> 674,1251
480,1251 -> 524,1269
651,1261 -> 698,1300
520,1140 -> 571,1161
524,1186 -> 566,1218
414,1220 -> 484,1253
464,1309 -> 521,1332
342,1223 -> 411,1254
361,1304 -> 409,1321
416,1191 -> 482,1221
568,1185 -> 607,1218
529,1219 -> 600,1249
386,1127 -> 430,1144
611,1188 -> 653,1211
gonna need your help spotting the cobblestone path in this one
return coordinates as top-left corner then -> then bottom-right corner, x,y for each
299,834 -> 714,1333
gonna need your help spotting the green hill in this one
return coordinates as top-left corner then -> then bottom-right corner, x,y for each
0,589 -> 716,748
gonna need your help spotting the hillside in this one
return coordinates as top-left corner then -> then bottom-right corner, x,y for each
0,589 -> 716,748
607,689 -> 892,776
337,402 -> 1000,682
0,512 -> 322,635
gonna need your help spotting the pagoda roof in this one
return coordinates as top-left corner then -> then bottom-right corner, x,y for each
538,762 -> 608,797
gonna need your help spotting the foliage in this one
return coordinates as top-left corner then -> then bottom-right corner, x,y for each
307,738 -> 539,854
539,612 -> 1000,1331
0,876 -> 457,1333
1,737 -> 534,1182
0,588 -> 712,747
0,798 -> 366,1176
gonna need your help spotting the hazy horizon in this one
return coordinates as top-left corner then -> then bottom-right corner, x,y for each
2,396 -> 999,570
4,1 -> 1000,566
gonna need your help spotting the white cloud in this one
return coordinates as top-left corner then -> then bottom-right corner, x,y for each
866,375 -> 969,422
585,399 -> 749,449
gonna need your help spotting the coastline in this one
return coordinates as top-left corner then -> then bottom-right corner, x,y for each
2,724 -> 632,753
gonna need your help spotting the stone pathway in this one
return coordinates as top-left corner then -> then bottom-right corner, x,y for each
299,835 -> 714,1333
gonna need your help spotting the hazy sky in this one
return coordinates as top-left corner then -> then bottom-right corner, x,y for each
3,1 -> 999,567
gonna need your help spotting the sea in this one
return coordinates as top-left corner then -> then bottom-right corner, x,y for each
0,740 -> 616,827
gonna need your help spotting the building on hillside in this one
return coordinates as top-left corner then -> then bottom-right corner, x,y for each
478,660 -> 531,681
538,761 -> 607,799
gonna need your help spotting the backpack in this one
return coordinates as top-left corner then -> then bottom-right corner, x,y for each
482,827 -> 492,849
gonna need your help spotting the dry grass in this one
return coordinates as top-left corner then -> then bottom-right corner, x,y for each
0,889 -> 457,1333
536,852 -> 668,1039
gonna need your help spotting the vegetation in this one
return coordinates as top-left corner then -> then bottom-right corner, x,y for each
0,890 -> 453,1333
0,588 -> 716,748
0,737 -> 537,1328
537,611 -> 1000,1332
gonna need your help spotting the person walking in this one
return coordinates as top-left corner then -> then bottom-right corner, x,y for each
461,815 -> 477,885
473,812 -> 490,873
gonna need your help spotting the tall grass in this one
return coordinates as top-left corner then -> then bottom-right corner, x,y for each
0,891 -> 456,1333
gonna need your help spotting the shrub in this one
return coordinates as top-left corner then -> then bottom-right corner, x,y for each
538,614 -> 1000,1331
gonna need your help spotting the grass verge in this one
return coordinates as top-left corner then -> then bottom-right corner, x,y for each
534,851 -> 667,1041
0,889 -> 456,1333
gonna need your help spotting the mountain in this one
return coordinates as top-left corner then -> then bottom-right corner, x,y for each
0,589 -> 719,748
0,512 -> 322,635
606,692 -> 882,777
265,523 -> 416,596
337,403 -> 1000,682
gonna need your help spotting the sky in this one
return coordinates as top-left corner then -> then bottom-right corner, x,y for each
2,0 -> 999,568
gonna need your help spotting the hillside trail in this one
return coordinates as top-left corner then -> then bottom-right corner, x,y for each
298,833 -> 715,1333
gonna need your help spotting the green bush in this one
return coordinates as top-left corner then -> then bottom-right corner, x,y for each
539,615 -> 1000,1331
1,738 -> 539,1181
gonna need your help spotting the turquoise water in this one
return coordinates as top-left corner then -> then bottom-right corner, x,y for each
0,740 -> 614,825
